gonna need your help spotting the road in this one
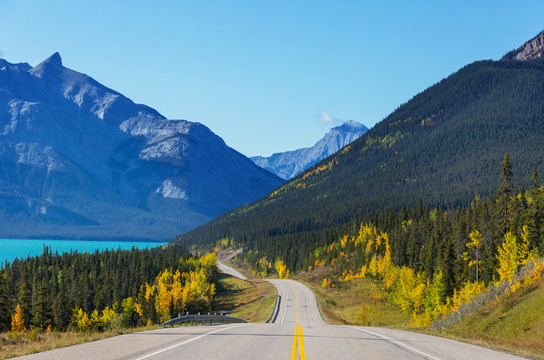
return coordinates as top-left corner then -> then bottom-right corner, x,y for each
15,264 -> 526,360
217,260 -> 247,280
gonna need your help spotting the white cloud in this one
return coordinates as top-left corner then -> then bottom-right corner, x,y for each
320,110 -> 339,124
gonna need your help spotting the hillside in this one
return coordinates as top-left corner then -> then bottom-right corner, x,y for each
174,34 -> 544,261
251,120 -> 368,180
442,276 -> 544,359
0,53 -> 283,240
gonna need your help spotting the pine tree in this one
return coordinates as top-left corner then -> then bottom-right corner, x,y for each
0,274 -> 12,331
33,285 -> 52,329
17,274 -> 32,327
53,291 -> 71,331
531,168 -> 539,189
498,153 -> 513,233
439,236 -> 456,297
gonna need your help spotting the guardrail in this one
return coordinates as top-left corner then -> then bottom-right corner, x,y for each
160,313 -> 248,327
265,293 -> 280,323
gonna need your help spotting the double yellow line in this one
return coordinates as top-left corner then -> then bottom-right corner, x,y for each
290,284 -> 306,360
291,323 -> 305,360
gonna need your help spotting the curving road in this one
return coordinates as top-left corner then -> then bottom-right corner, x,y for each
15,265 -> 526,360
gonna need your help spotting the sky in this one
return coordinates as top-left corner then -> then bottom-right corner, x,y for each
1,1 -> 544,157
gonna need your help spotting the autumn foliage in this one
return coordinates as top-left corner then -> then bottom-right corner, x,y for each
70,253 -> 218,332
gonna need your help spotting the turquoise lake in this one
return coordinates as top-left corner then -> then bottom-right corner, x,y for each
0,239 -> 167,266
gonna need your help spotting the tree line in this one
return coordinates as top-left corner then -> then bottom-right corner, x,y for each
0,244 -> 218,333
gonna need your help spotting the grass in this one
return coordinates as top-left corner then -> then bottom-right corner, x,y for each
214,272 -> 277,323
434,277 -> 544,360
0,326 -> 154,360
296,267 -> 410,327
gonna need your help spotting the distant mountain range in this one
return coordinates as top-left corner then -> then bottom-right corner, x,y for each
174,30 -> 544,265
0,53 -> 283,240
251,120 -> 368,180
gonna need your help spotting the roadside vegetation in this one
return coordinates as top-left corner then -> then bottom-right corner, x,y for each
437,276 -> 544,360
214,272 -> 276,323
297,268 -> 409,326
0,325 -> 154,360
0,246 -> 221,358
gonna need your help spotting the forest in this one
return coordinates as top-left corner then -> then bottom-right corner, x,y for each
239,154 -> 544,326
174,58 -> 544,261
0,244 -> 218,333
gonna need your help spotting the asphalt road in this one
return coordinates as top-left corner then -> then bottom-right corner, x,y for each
15,265 -> 527,360
217,260 -> 247,280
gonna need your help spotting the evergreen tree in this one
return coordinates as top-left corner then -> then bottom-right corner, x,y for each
0,274 -> 12,331
33,284 -> 52,329
498,153 -> 513,232
531,168 -> 539,189
53,291 -> 71,331
17,273 -> 32,327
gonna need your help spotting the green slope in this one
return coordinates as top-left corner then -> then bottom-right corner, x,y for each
443,277 -> 544,359
174,58 -> 544,268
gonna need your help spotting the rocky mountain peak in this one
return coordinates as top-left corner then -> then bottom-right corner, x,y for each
251,120 -> 368,180
44,52 -> 63,66
30,52 -> 64,76
331,120 -> 367,133
502,30 -> 544,61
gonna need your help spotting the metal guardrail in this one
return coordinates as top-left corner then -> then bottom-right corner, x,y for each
265,293 -> 280,323
160,313 -> 247,327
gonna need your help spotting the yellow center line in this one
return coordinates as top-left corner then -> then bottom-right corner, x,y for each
299,325 -> 306,360
288,282 -> 306,360
291,324 -> 299,360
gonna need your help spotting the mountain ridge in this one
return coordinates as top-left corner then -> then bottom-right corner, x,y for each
174,32 -> 544,267
0,53 -> 283,240
502,30 -> 544,61
251,120 -> 368,179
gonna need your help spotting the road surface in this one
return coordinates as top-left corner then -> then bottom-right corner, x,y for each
217,260 -> 247,280
15,264 -> 526,360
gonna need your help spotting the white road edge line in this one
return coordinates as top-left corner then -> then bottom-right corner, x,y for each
300,283 -> 313,325
350,327 -> 442,360
133,324 -> 246,360
280,282 -> 289,324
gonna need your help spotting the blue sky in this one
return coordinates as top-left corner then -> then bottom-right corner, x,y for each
1,1 -> 544,157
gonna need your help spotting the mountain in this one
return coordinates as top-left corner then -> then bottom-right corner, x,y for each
174,31 -> 544,267
0,53 -> 283,240
251,120 -> 368,180
502,30 -> 544,61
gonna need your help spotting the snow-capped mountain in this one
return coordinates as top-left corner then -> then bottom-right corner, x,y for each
0,53 -> 283,240
251,120 -> 368,180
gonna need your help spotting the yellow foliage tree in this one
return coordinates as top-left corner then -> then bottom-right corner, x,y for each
321,278 -> 331,288
274,259 -> 288,279
518,225 -> 531,267
497,232 -> 519,283
11,303 -> 26,333
74,307 -> 92,332
368,254 -> 378,277
463,230 -> 484,282
450,281 -> 486,312
100,306 -> 116,328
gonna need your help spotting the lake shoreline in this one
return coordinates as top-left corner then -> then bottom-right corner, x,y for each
0,238 -> 167,266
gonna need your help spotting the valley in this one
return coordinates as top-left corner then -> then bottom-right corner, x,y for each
2,9 -> 544,360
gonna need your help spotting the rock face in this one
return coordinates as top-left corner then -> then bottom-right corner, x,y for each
502,30 -> 544,61
0,53 -> 283,240
251,120 -> 368,179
